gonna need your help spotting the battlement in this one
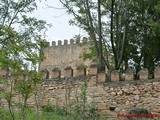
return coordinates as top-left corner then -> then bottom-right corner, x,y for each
1,65 -> 160,116
40,64 -> 160,82
40,37 -> 92,76
47,37 -> 90,47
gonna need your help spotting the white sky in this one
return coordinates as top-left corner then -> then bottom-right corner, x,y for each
32,0 -> 87,43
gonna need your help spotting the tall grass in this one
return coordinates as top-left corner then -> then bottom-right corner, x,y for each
0,107 -> 105,120
0,108 -> 70,120
0,107 -> 157,120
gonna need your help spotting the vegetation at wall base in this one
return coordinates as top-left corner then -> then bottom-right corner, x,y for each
0,107 -> 103,120
0,108 -> 157,120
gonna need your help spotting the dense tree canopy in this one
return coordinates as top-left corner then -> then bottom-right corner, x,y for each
0,0 -> 49,70
0,1 -> 50,119
59,0 -> 160,79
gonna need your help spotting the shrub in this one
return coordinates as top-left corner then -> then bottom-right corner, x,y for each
42,104 -> 68,116
126,108 -> 153,120
42,104 -> 55,112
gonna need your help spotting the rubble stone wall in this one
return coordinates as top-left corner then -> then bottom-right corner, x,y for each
38,78 -> 160,116
1,66 -> 160,117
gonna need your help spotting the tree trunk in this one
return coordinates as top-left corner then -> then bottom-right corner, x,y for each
98,0 -> 105,72
110,0 -> 118,69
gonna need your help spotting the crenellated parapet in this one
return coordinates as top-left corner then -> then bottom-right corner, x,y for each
1,65 -> 160,116
39,37 -> 93,78
48,37 -> 89,47
40,65 -> 160,82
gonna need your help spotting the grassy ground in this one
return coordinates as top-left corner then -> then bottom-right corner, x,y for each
0,108 -> 158,120
0,108 -> 71,120
0,107 -> 106,120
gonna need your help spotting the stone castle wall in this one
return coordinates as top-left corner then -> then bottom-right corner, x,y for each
35,66 -> 160,117
39,37 -> 92,77
38,78 -> 160,116
1,66 -> 160,118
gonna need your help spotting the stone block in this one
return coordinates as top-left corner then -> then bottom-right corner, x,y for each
88,76 -> 97,86
111,70 -> 119,81
87,86 -> 97,93
134,95 -> 140,100
64,39 -> 68,45
52,41 -> 56,47
64,67 -> 73,77
70,39 -> 74,44
115,107 -> 121,112
154,67 -> 160,79
133,90 -> 140,95
40,101 -> 48,107
125,69 -> 134,80
47,87 -> 55,90
98,72 -> 106,82
88,64 -> 98,75
58,40 -> 62,46
76,67 -> 86,77
52,68 -> 61,78
139,68 -> 148,80
97,102 -> 107,110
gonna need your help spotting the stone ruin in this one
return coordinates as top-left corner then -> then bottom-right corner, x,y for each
35,66 -> 160,118
40,65 -> 160,81
1,66 -> 160,118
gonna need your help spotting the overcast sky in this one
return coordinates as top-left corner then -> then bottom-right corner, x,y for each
32,0 -> 87,43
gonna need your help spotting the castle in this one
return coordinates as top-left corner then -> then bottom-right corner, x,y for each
37,38 -> 160,117
39,37 -> 93,77
1,38 -> 160,118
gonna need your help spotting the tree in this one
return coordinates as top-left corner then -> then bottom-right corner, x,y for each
59,0 -> 160,79
58,0 -> 103,72
0,0 -> 49,119
123,0 -> 160,78
59,0 -> 129,80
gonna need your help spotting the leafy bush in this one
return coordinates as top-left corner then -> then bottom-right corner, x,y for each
126,108 -> 154,120
55,106 -> 68,116
42,104 -> 55,112
42,104 -> 67,116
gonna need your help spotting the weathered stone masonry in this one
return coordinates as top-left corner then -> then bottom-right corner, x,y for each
38,66 -> 160,117
39,78 -> 160,116
39,37 -> 92,77
1,65 -> 160,117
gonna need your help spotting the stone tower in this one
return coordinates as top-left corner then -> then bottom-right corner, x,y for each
39,37 -> 92,77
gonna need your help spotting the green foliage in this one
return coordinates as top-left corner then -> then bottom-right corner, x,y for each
0,0 -> 50,120
42,104 -> 67,116
80,81 -> 87,102
126,108 -> 157,120
0,107 -> 67,120
1,107 -> 106,120
4,92 -> 13,101
60,0 -> 160,76
83,44 -> 97,62
128,108 -> 151,115
14,81 -> 32,98
83,53 -> 93,60
42,104 -> 55,112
